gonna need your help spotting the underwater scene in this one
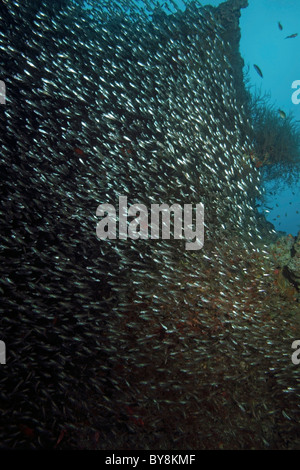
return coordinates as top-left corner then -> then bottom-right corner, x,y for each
0,0 -> 300,451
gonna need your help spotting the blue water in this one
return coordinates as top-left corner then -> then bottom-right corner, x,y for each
239,0 -> 300,236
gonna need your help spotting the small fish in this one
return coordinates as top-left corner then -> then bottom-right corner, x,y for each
19,425 -> 34,438
55,429 -> 67,448
285,33 -> 298,39
73,147 -> 85,156
278,109 -> 286,119
253,64 -> 263,78
278,22 -> 283,31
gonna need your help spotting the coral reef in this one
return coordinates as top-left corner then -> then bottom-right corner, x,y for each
245,92 -> 300,186
287,233 -> 300,292
270,232 -> 300,299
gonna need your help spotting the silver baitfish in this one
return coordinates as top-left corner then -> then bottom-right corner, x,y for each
0,0 -> 299,451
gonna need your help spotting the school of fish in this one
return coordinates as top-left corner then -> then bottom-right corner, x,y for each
0,0 -> 300,450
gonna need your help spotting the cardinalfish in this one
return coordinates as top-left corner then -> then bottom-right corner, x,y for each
285,33 -> 298,39
250,151 -> 270,168
278,109 -> 286,119
278,22 -> 283,31
73,147 -> 85,156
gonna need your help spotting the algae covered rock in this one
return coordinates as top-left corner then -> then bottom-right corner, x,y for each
269,235 -> 294,268
287,232 -> 300,289
270,232 -> 300,292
